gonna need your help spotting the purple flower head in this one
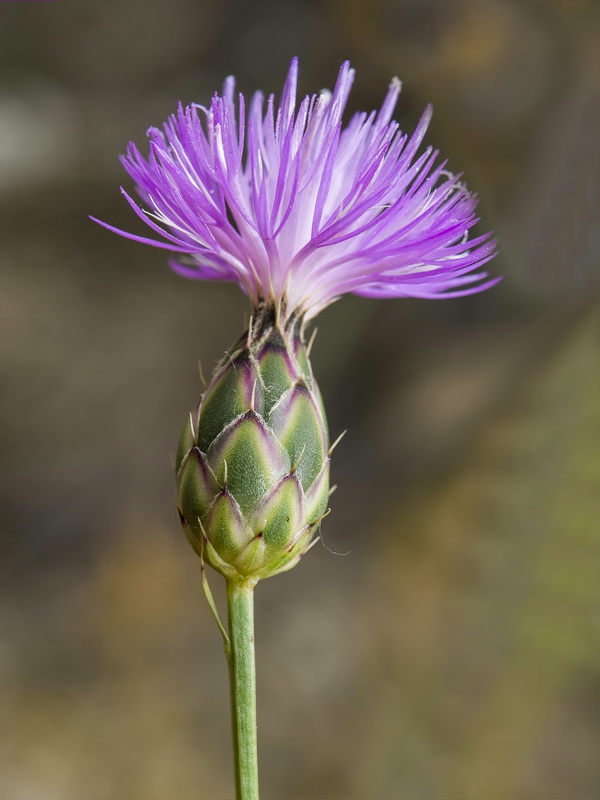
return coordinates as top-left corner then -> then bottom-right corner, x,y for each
94,59 -> 499,320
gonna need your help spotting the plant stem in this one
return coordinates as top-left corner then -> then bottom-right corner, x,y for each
226,577 -> 259,800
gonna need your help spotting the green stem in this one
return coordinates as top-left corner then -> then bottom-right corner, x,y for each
226,578 -> 259,800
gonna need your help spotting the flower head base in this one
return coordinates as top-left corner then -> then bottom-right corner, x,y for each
94,59 -> 498,321
176,306 -> 330,581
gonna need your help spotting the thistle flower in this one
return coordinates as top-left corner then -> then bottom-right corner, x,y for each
96,59 -> 499,799
93,58 -> 498,581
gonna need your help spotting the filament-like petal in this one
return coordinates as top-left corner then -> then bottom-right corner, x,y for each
95,60 -> 498,319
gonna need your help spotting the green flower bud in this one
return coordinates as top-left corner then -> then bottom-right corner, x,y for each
176,305 -> 330,581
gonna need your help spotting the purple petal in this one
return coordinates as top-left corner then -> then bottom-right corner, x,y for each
94,59 -> 499,316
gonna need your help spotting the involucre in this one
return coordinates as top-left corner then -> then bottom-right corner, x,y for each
176,304 -> 329,580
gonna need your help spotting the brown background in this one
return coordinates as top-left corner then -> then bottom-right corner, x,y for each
1,1 -> 599,798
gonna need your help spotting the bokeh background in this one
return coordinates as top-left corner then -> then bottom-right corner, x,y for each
1,1 -> 599,798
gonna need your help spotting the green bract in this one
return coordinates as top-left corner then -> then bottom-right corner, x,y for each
176,306 -> 330,581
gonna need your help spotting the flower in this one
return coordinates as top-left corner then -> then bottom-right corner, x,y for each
93,58 -> 498,320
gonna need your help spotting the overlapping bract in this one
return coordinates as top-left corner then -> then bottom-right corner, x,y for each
94,58 -> 498,320
176,309 -> 329,580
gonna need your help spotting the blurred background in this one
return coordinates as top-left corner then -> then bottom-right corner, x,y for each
1,0 -> 599,798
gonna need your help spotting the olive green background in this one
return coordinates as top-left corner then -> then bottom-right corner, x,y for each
1,1 -> 598,798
